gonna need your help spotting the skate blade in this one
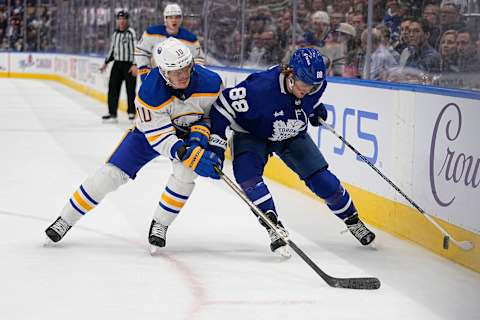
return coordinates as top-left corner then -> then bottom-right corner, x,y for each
43,237 -> 56,247
366,240 -> 377,250
273,246 -> 292,259
149,245 -> 161,256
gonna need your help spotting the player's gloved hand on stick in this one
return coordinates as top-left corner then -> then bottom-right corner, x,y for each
187,121 -> 210,148
309,103 -> 327,127
207,144 -> 225,173
175,143 -> 221,179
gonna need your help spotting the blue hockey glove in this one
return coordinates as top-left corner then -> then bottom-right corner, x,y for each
309,103 -> 327,127
207,144 -> 225,172
179,145 -> 221,179
187,122 -> 210,148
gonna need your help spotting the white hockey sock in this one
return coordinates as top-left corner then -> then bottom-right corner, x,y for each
154,174 -> 194,226
61,164 -> 129,225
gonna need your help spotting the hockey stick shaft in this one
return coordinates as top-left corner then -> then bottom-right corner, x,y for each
214,167 -> 381,290
319,119 -> 474,251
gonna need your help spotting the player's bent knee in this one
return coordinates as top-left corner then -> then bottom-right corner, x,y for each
81,164 -> 129,200
97,164 -> 129,190
305,168 -> 340,200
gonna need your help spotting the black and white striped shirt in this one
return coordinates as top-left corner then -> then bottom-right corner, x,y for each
105,27 -> 137,64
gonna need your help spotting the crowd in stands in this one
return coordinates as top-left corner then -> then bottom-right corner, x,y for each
202,0 -> 480,88
0,0 -> 55,52
1,0 -> 479,89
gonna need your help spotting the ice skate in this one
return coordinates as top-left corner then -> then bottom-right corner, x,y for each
268,226 -> 292,258
45,216 -> 72,244
148,220 -> 168,255
102,114 -> 118,123
344,214 -> 376,247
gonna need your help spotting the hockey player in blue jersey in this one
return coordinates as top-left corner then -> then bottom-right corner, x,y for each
135,3 -> 205,82
45,38 -> 221,251
208,47 -> 376,257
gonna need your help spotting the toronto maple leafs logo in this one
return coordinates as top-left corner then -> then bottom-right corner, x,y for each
270,119 -> 306,141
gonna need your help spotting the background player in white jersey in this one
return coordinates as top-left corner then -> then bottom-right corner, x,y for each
135,3 -> 205,82
45,38 -> 221,252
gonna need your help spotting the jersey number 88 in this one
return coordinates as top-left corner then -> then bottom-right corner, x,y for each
229,87 -> 249,112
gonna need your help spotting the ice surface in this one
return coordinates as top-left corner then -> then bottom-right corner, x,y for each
0,79 -> 478,320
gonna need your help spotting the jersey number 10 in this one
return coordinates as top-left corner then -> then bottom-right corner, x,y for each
229,87 -> 249,112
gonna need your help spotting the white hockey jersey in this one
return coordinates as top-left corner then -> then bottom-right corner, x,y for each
134,64 -> 222,159
135,24 -> 205,80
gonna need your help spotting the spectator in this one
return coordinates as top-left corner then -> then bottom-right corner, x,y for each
322,22 -> 356,76
311,0 -> 327,11
296,0 -> 310,28
375,23 -> 400,61
439,3 -> 465,32
383,0 -> 403,45
439,29 -> 459,72
394,17 -> 412,54
352,0 -> 368,15
7,14 -> 23,51
329,12 -> 345,30
400,18 -> 441,73
456,30 -> 480,71
304,11 -> 330,47
246,27 -> 281,68
361,28 -> 399,80
351,12 -> 366,36
277,10 -> 303,50
422,4 -> 441,47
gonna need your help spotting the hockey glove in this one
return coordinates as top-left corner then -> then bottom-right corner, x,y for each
207,144 -> 225,172
179,145 -> 221,179
207,133 -> 228,172
308,103 -> 327,127
187,122 -> 210,148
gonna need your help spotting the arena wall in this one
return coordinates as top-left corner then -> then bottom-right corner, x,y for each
1,52 -> 479,272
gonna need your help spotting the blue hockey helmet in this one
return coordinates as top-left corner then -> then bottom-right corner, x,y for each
288,48 -> 326,85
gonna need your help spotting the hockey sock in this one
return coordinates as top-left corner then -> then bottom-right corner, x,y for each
306,168 -> 357,220
60,164 -> 129,225
324,184 -> 357,220
154,174 -> 194,226
239,177 -> 277,227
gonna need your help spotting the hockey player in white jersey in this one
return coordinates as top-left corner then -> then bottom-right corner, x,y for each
45,38 -> 222,251
135,3 -> 205,82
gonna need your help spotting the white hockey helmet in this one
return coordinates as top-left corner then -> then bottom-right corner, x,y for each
153,37 -> 193,85
164,3 -> 182,19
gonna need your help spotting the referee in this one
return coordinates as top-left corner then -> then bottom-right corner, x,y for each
100,10 -> 137,123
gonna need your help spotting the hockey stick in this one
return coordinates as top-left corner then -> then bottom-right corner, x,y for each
319,118 -> 474,251
214,167 -> 381,290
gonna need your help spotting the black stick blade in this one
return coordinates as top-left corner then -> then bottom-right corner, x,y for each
328,277 -> 381,290
288,240 -> 381,290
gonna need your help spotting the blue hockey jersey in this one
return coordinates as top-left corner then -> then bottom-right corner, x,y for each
209,66 -> 327,150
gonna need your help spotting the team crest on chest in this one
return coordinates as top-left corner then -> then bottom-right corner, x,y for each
271,119 -> 306,141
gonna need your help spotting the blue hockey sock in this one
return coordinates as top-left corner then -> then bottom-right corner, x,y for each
306,168 -> 357,220
240,177 -> 277,216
